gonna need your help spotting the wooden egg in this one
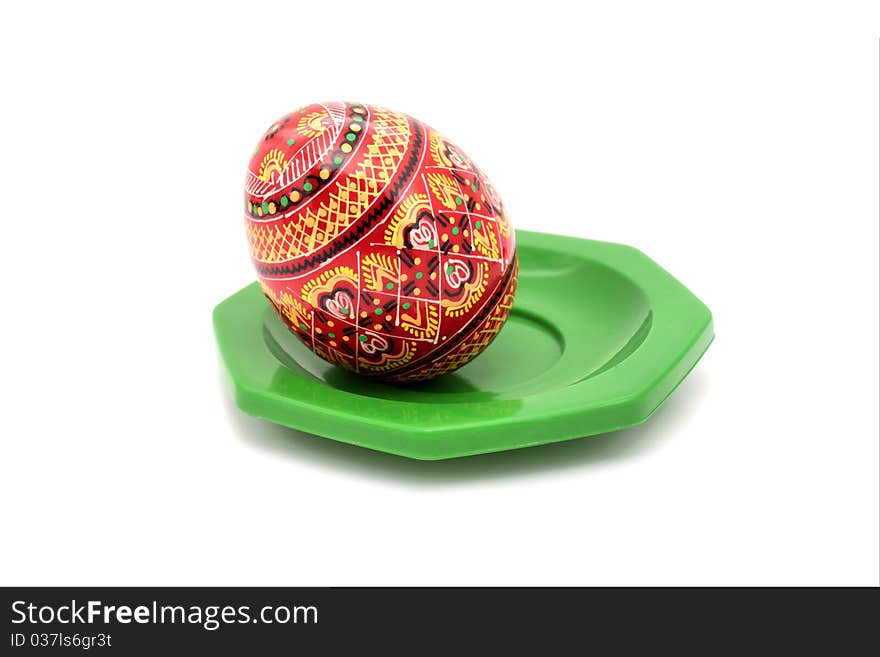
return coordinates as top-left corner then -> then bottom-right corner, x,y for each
245,102 -> 517,382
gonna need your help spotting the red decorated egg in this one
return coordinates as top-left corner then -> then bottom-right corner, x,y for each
245,102 -> 517,382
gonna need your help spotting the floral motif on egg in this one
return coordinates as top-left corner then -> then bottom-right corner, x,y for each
245,101 -> 517,382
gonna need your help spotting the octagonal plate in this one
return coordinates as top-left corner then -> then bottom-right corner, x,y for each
213,230 -> 713,460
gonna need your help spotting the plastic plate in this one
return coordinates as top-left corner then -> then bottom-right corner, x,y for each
214,230 -> 713,459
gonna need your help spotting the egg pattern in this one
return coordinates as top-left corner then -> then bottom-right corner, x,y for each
245,102 -> 517,382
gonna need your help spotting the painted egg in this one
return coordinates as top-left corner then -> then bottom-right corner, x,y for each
245,102 -> 517,382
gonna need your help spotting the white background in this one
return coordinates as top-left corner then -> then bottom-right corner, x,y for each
1,1 -> 877,586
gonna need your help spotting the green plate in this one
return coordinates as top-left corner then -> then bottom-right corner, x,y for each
214,230 -> 713,460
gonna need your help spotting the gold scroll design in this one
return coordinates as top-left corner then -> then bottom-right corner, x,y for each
299,266 -> 358,321
471,219 -> 500,259
358,338 -> 418,374
258,149 -> 287,182
247,107 -> 411,263
401,301 -> 440,341
360,252 -> 398,292
426,172 -> 460,210
428,130 -> 454,168
428,130 -> 471,170
441,260 -> 488,318
260,281 -> 310,332
383,193 -> 432,248
296,109 -> 331,139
